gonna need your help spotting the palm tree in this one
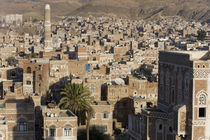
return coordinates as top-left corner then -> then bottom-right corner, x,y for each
86,106 -> 94,140
58,83 -> 94,140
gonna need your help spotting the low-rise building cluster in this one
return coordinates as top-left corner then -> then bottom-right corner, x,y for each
0,3 -> 209,140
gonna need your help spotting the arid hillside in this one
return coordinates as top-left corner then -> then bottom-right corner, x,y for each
0,0 -> 210,22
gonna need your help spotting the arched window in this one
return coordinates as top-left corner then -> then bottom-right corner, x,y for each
197,91 -> 207,118
199,94 -> 206,105
27,67 -> 31,73
17,118 -> 27,131
49,125 -> 56,137
63,125 -> 73,136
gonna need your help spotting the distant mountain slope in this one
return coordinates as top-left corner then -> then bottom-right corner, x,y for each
0,0 -> 209,22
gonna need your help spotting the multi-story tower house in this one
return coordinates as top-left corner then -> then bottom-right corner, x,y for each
19,59 -> 50,95
158,51 -> 210,140
128,50 -> 210,140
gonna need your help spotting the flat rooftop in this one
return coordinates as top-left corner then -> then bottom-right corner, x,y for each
44,109 -> 76,118
165,50 -> 210,60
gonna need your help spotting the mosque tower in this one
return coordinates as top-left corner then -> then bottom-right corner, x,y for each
44,4 -> 53,52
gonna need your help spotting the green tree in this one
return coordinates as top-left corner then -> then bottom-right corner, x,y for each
197,30 -> 206,41
58,83 -> 94,140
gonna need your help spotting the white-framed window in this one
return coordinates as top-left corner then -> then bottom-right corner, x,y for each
90,85 -> 95,93
133,91 -> 137,96
102,112 -> 109,119
26,80 -> 31,85
199,94 -> 206,105
110,89 -> 114,96
197,91 -> 207,118
63,127 -> 73,136
140,84 -> 145,89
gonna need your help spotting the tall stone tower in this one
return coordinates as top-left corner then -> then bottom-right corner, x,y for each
44,4 -> 53,52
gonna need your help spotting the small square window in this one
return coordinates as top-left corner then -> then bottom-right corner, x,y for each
199,108 -> 206,117
26,80 -> 31,85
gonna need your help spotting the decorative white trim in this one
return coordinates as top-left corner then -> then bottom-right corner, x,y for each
63,127 -> 73,137
196,90 -> 207,98
193,69 -> 210,79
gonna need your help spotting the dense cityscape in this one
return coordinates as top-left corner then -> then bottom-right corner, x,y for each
0,3 -> 209,140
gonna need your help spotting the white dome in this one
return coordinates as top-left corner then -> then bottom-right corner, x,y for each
45,4 -> 50,10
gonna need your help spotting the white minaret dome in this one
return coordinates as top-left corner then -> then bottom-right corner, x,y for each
45,4 -> 50,10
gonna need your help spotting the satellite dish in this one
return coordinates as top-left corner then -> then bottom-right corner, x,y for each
114,78 -> 125,85
46,112 -> 50,117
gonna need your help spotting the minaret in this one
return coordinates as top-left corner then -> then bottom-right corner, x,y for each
44,4 -> 52,52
